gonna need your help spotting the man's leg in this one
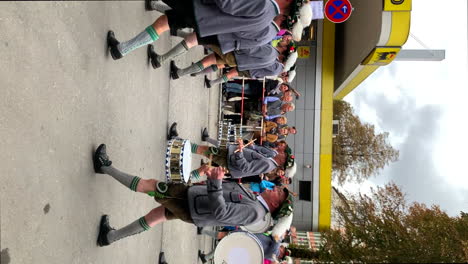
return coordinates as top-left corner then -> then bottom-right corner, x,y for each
98,206 -> 167,246
93,144 -> 156,193
205,68 -> 239,88
198,249 -> 214,263
108,15 -> 169,60
170,53 -> 217,80
93,144 -> 171,247
189,164 -> 209,180
148,32 -> 198,69
190,64 -> 218,77
146,0 -> 171,12
201,128 -> 219,147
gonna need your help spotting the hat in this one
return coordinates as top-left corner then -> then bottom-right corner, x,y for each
287,70 -> 297,82
272,187 -> 294,220
287,0 -> 313,41
287,64 -> 297,82
285,162 -> 297,178
272,213 -> 294,241
282,51 -> 298,72
285,146 -> 295,169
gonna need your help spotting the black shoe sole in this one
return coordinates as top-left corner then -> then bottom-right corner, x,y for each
204,75 -> 211,88
167,122 -> 179,140
145,0 -> 154,11
201,128 -> 209,141
169,60 -> 179,80
198,250 -> 207,263
147,45 -> 161,69
107,31 -> 123,60
97,215 -> 111,247
93,144 -> 107,174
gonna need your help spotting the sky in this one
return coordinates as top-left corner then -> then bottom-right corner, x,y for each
337,0 -> 468,217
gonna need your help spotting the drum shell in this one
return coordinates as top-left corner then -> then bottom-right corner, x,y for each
165,138 -> 191,183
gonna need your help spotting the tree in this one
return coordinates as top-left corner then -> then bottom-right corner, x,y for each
332,100 -> 399,185
317,183 -> 468,263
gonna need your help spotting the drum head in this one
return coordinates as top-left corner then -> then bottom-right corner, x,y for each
214,232 -> 264,264
240,213 -> 272,233
180,139 -> 192,182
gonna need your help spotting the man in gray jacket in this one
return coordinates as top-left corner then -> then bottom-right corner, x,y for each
92,144 -> 290,247
106,0 -> 294,60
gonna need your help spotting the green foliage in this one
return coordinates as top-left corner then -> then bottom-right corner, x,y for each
332,100 -> 399,185
288,243 -> 320,260
318,183 -> 468,263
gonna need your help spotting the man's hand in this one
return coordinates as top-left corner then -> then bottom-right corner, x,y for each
206,167 -> 225,180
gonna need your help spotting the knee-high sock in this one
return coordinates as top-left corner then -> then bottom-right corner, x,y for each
107,217 -> 151,244
101,165 -> 141,192
205,136 -> 219,148
149,1 -> 171,12
118,26 -> 159,56
192,65 -> 218,77
208,74 -> 229,87
204,250 -> 215,262
190,169 -> 201,180
157,40 -> 189,65
177,61 -> 204,77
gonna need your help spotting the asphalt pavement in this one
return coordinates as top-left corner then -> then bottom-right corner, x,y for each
0,2 -> 220,263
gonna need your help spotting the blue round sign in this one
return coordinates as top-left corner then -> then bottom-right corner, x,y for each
325,0 -> 353,23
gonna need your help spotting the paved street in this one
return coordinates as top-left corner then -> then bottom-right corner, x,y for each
0,2 -> 219,263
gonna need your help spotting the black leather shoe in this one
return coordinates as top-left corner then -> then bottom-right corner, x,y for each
145,0 -> 155,11
204,75 -> 211,88
93,144 -> 112,174
97,215 -> 115,247
167,122 -> 179,140
169,60 -> 179,80
147,44 -> 161,69
201,128 -> 209,141
158,252 -> 168,264
198,250 -> 207,263
189,63 -> 197,77
107,31 -> 123,60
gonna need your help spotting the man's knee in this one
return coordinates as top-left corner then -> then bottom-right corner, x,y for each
136,178 -> 157,193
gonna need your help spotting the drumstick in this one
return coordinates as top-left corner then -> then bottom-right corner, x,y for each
234,139 -> 256,153
208,154 -> 213,167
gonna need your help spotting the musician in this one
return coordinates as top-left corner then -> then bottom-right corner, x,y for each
264,102 -> 295,121
93,144 -> 292,247
106,0 -> 295,60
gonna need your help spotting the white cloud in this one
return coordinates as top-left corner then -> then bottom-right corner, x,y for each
341,0 -> 468,216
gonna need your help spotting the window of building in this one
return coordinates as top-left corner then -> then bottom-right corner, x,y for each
299,181 -> 312,201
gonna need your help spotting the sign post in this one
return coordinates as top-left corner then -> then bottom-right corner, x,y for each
324,0 -> 353,23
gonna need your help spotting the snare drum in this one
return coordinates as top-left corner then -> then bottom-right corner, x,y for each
165,138 -> 192,183
214,232 -> 264,264
240,212 -> 273,233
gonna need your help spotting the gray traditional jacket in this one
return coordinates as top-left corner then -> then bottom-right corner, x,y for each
249,61 -> 284,78
235,45 -> 279,72
193,0 -> 280,37
227,144 -> 278,178
217,22 -> 280,54
188,179 -> 268,227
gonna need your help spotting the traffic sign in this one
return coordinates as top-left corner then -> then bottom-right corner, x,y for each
324,0 -> 353,23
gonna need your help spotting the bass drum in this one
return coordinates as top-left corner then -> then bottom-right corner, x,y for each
240,212 -> 273,233
214,231 -> 264,264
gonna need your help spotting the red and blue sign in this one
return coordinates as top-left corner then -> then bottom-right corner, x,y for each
325,0 -> 353,23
